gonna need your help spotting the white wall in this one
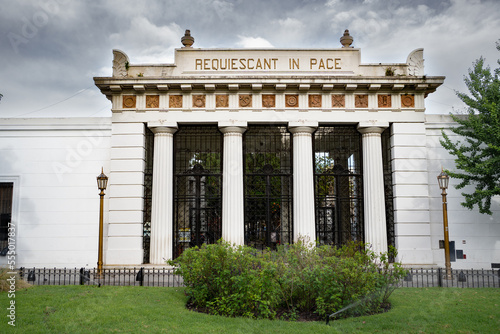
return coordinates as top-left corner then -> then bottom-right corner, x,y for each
0,118 -> 111,268
425,114 -> 500,269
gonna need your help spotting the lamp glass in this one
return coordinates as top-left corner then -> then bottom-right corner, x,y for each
437,170 -> 449,190
97,171 -> 108,191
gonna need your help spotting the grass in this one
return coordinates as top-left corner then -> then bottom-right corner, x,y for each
1,286 -> 499,333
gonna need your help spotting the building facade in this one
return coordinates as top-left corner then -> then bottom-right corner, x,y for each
1,31 -> 499,269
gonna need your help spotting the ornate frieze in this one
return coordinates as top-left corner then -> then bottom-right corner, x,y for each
308,95 -> 322,108
332,94 -> 345,108
122,95 -> 136,108
216,95 -> 229,108
169,95 -> 183,108
378,95 -> 392,108
355,95 -> 368,108
401,94 -> 415,108
192,95 -> 206,108
285,95 -> 299,108
262,94 -> 275,108
146,95 -> 159,108
239,95 -> 252,108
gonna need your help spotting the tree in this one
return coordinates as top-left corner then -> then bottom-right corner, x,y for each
440,41 -> 500,215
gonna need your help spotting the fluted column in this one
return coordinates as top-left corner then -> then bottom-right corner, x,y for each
358,124 -> 388,255
149,123 -> 177,264
219,125 -> 247,245
289,125 -> 317,244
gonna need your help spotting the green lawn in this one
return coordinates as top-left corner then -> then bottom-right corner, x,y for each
1,286 -> 499,333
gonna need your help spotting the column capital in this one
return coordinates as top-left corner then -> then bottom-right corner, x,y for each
219,121 -> 247,134
289,121 -> 318,134
357,121 -> 389,135
148,121 -> 177,134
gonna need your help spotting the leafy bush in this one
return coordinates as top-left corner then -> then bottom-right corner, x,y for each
170,239 -> 407,320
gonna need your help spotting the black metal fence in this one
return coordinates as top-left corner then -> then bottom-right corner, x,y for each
16,267 -> 500,288
400,268 -> 500,288
18,267 -> 183,287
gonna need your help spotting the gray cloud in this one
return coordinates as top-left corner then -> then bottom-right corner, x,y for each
0,0 -> 499,117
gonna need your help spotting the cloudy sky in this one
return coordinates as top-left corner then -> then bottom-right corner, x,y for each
1,0 -> 499,118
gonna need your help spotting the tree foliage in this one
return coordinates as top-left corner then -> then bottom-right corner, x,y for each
440,42 -> 500,214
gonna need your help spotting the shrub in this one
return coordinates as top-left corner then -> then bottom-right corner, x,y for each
170,240 -> 407,320
0,267 -> 31,292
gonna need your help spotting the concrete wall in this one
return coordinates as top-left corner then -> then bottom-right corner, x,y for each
0,118 -> 111,268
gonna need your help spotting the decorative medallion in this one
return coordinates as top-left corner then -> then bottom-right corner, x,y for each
122,95 -> 136,108
262,94 -> 275,108
169,95 -> 182,108
331,95 -> 345,108
216,95 -> 229,108
192,95 -> 206,108
239,94 -> 252,108
308,95 -> 322,108
355,95 -> 368,108
285,95 -> 299,108
401,94 -> 415,108
146,95 -> 159,108
378,95 -> 392,108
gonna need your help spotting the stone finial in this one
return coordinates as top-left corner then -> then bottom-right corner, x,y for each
181,29 -> 194,48
340,29 -> 353,48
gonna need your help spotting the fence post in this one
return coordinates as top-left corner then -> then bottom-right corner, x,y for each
136,267 -> 144,286
438,268 -> 442,287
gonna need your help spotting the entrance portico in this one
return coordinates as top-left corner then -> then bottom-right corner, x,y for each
94,30 -> 444,265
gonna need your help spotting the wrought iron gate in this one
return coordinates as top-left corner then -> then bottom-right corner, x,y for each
243,125 -> 292,249
314,126 -> 363,246
173,126 -> 222,258
143,126 -> 154,263
382,127 -> 395,253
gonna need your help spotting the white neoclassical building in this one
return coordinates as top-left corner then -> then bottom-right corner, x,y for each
1,30 -> 499,269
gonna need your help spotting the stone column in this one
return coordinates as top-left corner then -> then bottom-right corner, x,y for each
219,124 -> 247,246
148,123 -> 177,264
358,123 -> 388,255
289,123 -> 317,244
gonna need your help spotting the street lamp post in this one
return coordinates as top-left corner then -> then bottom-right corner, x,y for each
437,170 -> 452,280
97,168 -> 108,277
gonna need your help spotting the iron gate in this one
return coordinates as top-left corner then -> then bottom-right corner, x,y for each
314,126 -> 364,246
142,126 -> 154,263
382,127 -> 395,253
244,125 -> 292,249
173,126 -> 222,258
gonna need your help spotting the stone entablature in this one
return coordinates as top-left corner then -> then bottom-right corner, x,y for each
95,48 -> 442,116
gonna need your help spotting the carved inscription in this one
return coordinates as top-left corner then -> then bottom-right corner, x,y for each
146,95 -> 159,108
196,58 -> 278,70
355,95 -> 368,108
216,95 -> 229,108
122,95 -> 136,108
332,95 -> 345,108
309,95 -> 322,108
239,95 -> 252,108
285,95 -> 299,108
192,95 -> 206,108
262,95 -> 275,108
401,94 -> 415,108
194,57 -> 342,71
378,95 -> 392,108
169,95 -> 182,108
